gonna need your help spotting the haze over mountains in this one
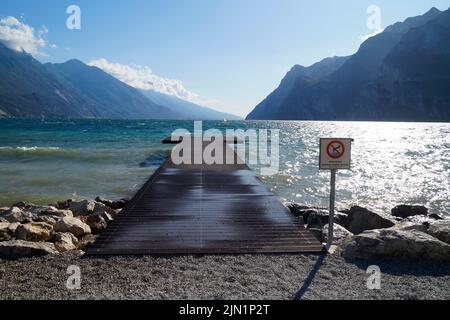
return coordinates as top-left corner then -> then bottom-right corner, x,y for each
247,7 -> 450,122
0,43 -> 240,120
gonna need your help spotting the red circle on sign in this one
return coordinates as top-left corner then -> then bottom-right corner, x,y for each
327,141 -> 345,159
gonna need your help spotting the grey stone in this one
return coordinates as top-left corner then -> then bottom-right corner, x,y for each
342,229 -> 450,261
15,222 -> 53,242
0,240 -> 58,259
322,224 -> 353,245
427,220 -> 450,245
69,200 -> 96,217
344,206 -> 395,234
1,207 -> 34,223
54,217 -> 91,238
391,205 -> 428,218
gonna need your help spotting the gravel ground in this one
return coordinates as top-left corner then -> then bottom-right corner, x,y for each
0,252 -> 449,300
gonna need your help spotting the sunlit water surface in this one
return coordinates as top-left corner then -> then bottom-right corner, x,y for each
0,119 -> 448,217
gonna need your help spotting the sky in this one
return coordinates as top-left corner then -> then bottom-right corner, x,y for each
1,0 -> 449,117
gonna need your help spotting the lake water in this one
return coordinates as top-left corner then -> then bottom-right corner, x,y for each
0,119 -> 449,217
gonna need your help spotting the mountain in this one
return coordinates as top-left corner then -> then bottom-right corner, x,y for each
44,60 -> 176,119
0,43 -> 178,119
247,7 -> 450,121
0,42 -> 96,118
141,89 -> 242,120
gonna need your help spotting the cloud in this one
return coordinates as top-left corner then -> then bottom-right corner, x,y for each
88,58 -> 199,102
0,16 -> 48,55
359,28 -> 384,41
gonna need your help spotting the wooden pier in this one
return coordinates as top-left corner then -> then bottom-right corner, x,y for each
87,137 -> 323,255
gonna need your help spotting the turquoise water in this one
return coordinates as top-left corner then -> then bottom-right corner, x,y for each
0,119 -> 449,217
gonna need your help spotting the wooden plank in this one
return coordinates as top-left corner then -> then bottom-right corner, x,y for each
86,138 -> 323,255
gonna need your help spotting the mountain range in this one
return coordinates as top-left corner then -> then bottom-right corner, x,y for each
247,7 -> 450,122
0,43 -> 240,120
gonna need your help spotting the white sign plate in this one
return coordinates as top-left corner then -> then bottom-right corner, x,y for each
319,138 -> 353,170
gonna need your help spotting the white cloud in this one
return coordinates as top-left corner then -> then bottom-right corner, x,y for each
359,28 -> 384,41
88,58 -> 199,102
0,16 -> 48,55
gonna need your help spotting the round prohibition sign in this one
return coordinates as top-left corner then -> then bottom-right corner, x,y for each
326,140 -> 345,159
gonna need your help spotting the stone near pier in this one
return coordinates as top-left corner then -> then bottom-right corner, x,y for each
15,222 -> 53,242
344,206 -> 395,234
342,229 -> 450,261
52,232 -> 79,252
427,220 -> 450,245
86,213 -> 108,234
95,196 -> 128,210
0,240 -> 58,259
0,222 -> 14,241
69,200 -> 96,217
391,205 -> 428,218
54,217 -> 91,238
1,207 -> 34,223
322,224 -> 353,245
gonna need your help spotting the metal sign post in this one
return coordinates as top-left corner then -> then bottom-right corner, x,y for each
319,138 -> 353,252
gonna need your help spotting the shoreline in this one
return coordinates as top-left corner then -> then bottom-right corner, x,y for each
0,197 -> 449,300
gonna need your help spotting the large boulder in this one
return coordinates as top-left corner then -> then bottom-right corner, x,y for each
0,207 -> 34,223
51,232 -> 79,252
95,196 -> 128,210
427,220 -> 450,245
0,240 -> 58,259
391,205 -> 428,218
0,222 -> 14,241
306,210 -> 330,229
69,200 -> 96,217
344,206 -> 395,234
15,222 -> 53,242
322,224 -> 353,245
54,217 -> 91,238
342,229 -> 450,261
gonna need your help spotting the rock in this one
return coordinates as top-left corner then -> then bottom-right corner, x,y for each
0,222 -> 14,241
0,240 -> 58,259
0,217 -> 7,223
77,234 -> 98,250
33,215 -> 57,226
344,206 -> 395,234
391,205 -> 428,218
11,201 -> 35,210
322,224 -> 353,245
286,203 -> 313,217
69,200 -> 96,217
95,196 -> 128,209
93,202 -> 116,216
428,213 -> 444,220
306,210 -> 330,229
0,207 -> 9,214
341,229 -> 450,261
427,221 -> 450,245
51,232 -> 78,252
7,222 -> 20,234
402,215 -> 436,226
389,221 -> 428,233
54,217 -> 91,238
51,199 -> 73,210
15,222 -> 53,242
0,207 -> 34,223
86,213 -> 108,234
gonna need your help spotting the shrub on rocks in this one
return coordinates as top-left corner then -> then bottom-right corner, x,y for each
15,222 -> 53,242
391,205 -> 428,218
344,206 -> 395,234
54,217 -> 91,238
0,240 -> 58,259
341,229 -> 450,261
